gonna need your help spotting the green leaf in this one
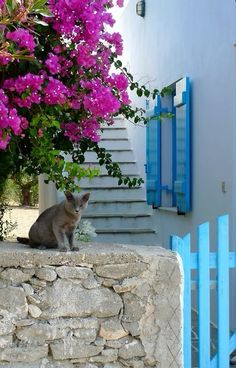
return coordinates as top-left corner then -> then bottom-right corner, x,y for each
137,88 -> 143,97
144,89 -> 150,97
5,0 -> 17,13
114,60 -> 122,68
35,9 -> 53,17
32,0 -> 48,8
33,19 -> 49,26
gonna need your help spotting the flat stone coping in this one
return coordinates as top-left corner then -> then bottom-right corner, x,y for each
0,241 -> 176,268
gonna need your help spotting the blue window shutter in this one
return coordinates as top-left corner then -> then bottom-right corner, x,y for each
146,95 -> 162,207
173,77 -> 191,214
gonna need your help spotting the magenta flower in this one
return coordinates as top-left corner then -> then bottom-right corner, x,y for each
110,73 -> 129,90
0,89 -> 23,149
45,53 -> 61,75
6,28 -> 36,53
43,77 -> 69,105
3,74 -> 44,108
62,119 -> 101,143
0,54 -> 12,65
0,0 -> 132,150
0,133 -> 10,150
117,0 -> 124,6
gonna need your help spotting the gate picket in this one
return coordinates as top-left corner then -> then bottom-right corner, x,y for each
171,215 -> 236,368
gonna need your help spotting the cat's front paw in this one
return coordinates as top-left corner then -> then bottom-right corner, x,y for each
59,247 -> 68,252
71,246 -> 80,252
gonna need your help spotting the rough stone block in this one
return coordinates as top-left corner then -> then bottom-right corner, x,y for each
99,318 -> 128,340
0,318 -> 15,336
0,287 -> 28,319
74,328 -> 97,342
35,268 -> 57,282
0,242 -> 183,368
89,348 -> 118,363
28,304 -> 42,318
0,268 -> 31,284
0,345 -> 48,363
0,359 -> 73,368
95,263 -> 147,280
0,334 -> 12,348
48,317 -> 99,330
50,338 -> 103,360
56,266 -> 93,279
39,279 -> 123,319
118,340 -> 145,359
16,321 -> 67,344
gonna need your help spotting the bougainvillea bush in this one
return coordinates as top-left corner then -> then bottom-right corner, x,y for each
0,0 -> 159,193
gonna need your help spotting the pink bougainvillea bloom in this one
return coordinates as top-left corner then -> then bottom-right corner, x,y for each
0,0 -> 132,150
37,128 -> 44,138
0,132 -> 11,150
110,73 -> 129,90
0,89 -> 23,148
121,91 -> 131,105
117,0 -> 124,7
4,74 -> 44,108
6,28 -> 36,52
0,53 -> 12,65
3,74 -> 44,94
20,117 -> 29,130
45,53 -> 61,74
62,119 -> 101,143
43,77 -> 69,105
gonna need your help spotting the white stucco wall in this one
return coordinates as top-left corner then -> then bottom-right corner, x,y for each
116,0 -> 236,246
116,0 -> 236,328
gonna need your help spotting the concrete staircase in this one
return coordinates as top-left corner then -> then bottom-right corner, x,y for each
79,118 -> 158,245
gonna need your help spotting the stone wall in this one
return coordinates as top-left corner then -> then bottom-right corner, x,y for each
0,242 -> 183,368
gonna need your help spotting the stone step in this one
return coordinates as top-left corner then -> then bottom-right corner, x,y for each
103,118 -> 127,129
82,213 -> 153,228
80,162 -> 140,176
91,229 -> 159,246
80,175 -> 141,188
84,150 -> 135,163
99,138 -> 131,150
86,199 -> 151,214
100,128 -> 128,139
79,118 -> 156,246
80,186 -> 145,200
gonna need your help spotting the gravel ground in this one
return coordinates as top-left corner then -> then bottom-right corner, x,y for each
4,206 -> 39,239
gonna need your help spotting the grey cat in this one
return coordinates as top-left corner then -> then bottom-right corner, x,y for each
17,191 -> 90,252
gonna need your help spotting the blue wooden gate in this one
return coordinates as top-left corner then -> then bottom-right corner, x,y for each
171,215 -> 236,367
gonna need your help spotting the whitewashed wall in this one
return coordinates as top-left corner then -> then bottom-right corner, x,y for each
115,0 -> 236,327
116,0 -> 236,246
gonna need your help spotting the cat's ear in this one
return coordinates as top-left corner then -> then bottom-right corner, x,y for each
65,191 -> 74,201
81,192 -> 90,203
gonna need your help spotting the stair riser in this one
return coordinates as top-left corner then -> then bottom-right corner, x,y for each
92,233 -> 159,246
82,188 -> 145,201
84,150 -> 135,163
99,140 -> 131,150
100,129 -> 128,139
79,163 -> 140,176
85,201 -> 151,214
82,216 -> 153,229
104,119 -> 127,129
80,176 -> 141,187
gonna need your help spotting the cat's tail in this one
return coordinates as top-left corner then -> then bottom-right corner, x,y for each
17,237 -> 30,244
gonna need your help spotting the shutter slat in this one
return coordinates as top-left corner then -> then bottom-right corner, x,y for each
146,96 -> 162,207
174,77 -> 191,214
